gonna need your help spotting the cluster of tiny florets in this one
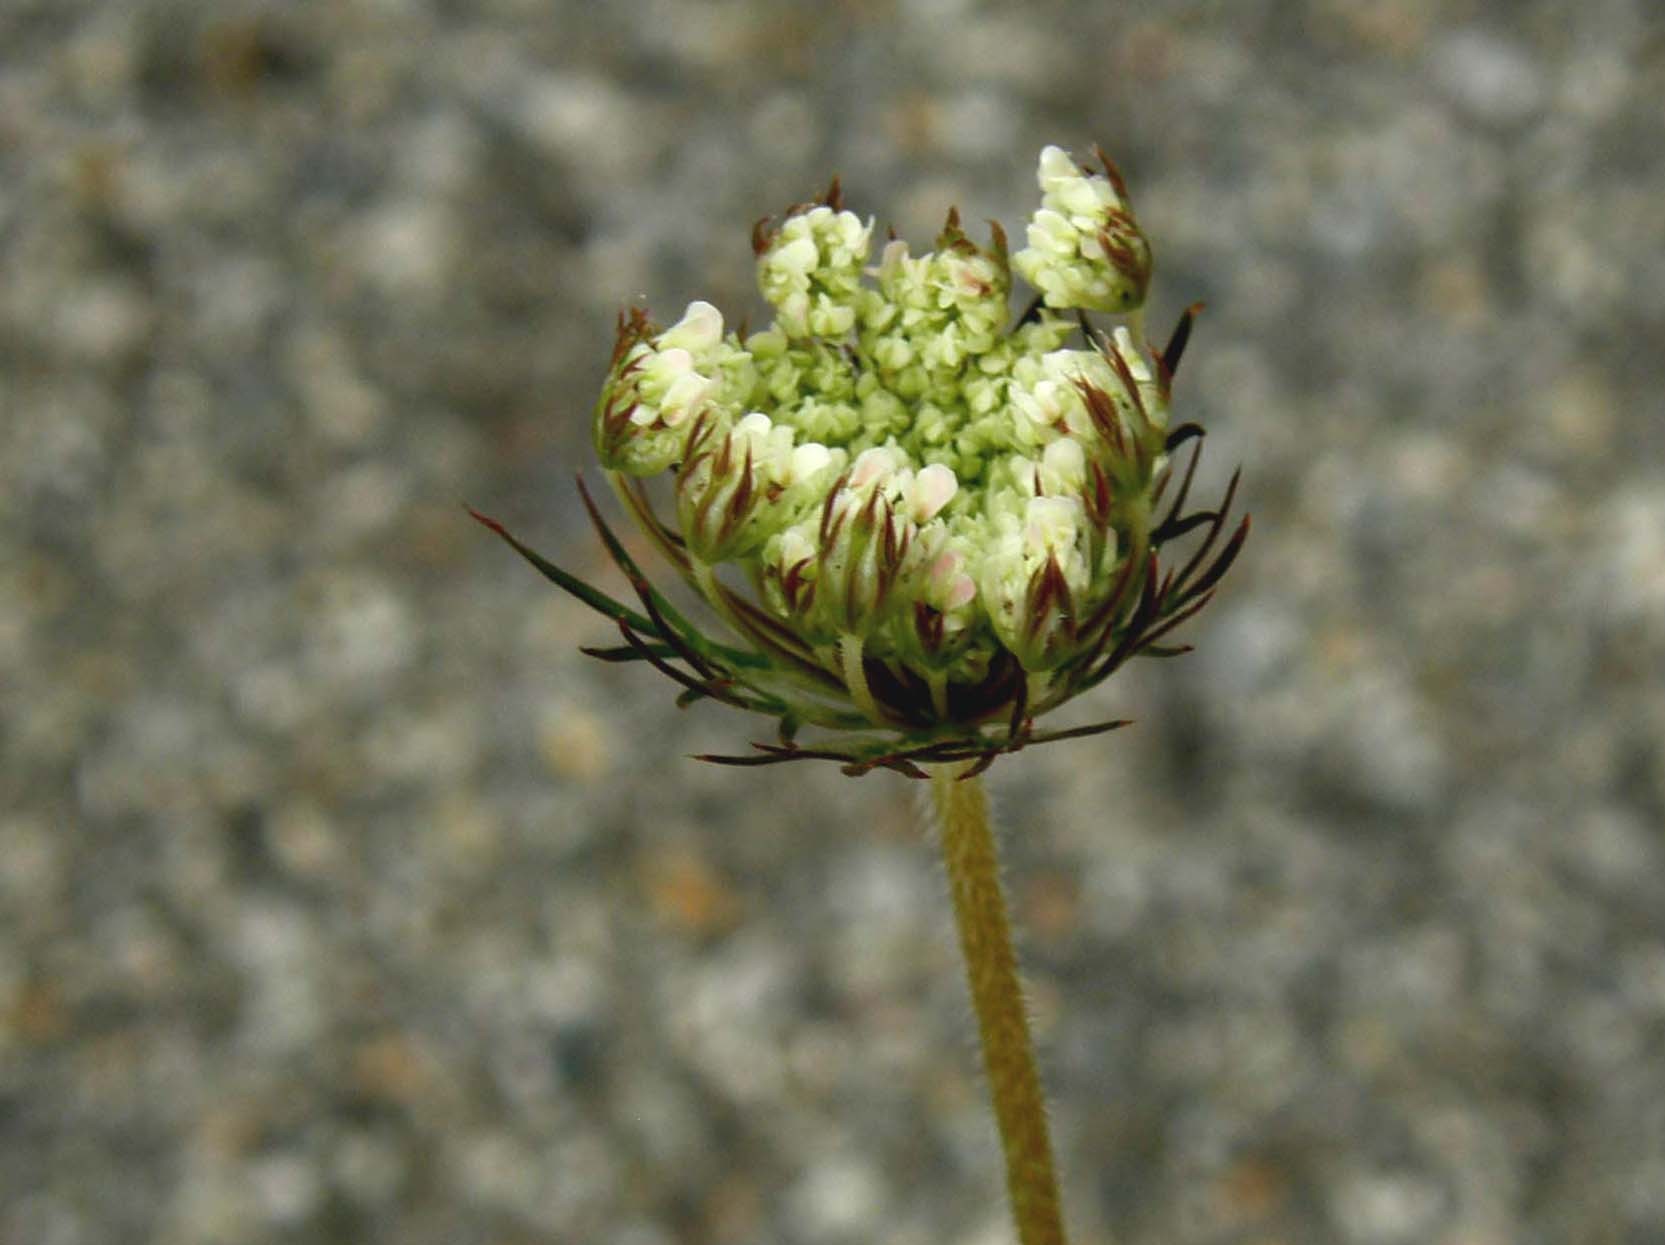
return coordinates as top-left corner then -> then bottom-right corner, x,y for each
594,148 -> 1166,698
472,141 -> 1250,774
1012,145 -> 1152,312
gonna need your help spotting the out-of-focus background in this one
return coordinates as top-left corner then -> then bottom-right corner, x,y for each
5,1 -> 1664,1242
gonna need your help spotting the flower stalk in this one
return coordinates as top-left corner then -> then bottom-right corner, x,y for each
933,764 -> 1065,1245
474,143 -> 1250,1244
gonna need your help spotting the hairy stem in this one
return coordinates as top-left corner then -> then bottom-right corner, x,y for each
931,765 -> 1066,1245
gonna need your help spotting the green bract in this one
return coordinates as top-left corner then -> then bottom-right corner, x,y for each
476,145 -> 1247,777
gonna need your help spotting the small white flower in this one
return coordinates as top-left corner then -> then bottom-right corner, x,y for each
1040,437 -> 1086,493
811,298 -> 857,338
922,322 -> 964,370
927,548 -> 977,611
1015,379 -> 1068,429
875,238 -> 910,280
1056,174 -> 1116,221
789,441 -> 834,483
1036,145 -> 1081,196
833,210 -> 871,253
1026,209 -> 1079,257
850,446 -> 900,489
775,235 -> 819,274
658,371 -> 715,427
660,300 -> 725,354
644,346 -> 693,383
1023,495 -> 1083,560
964,374 -> 1002,415
777,291 -> 811,333
747,328 -> 788,357
908,463 -> 959,524
775,526 -> 816,571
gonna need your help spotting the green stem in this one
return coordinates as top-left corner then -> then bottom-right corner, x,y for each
839,632 -> 884,724
927,669 -> 951,721
931,765 -> 1067,1245
691,557 -> 749,641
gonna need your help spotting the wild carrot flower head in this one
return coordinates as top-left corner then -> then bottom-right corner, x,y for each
475,146 -> 1247,777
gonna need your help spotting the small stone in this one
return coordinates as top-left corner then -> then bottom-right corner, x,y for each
8,978 -> 68,1045
353,1033 -> 432,1104
641,846 -> 742,938
250,1153 -> 323,1226
54,279 -> 150,364
1597,483 -> 1665,623
1432,29 -> 1544,127
305,575 -> 417,691
1216,1155 -> 1290,1222
355,199 -> 457,297
1319,663 -> 1447,815
785,1154 -> 886,1243
315,462 -> 409,544
1330,1169 -> 1447,1244
938,90 -> 1019,160
290,326 -> 388,447
1021,870 -> 1081,948
538,702 -> 614,783
518,73 -> 651,178
1200,597 -> 1303,698
748,91 -> 818,168
334,1132 -> 405,1207
702,1173 -> 763,1243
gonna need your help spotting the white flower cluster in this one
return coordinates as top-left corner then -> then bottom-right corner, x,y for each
757,206 -> 874,339
593,146 -> 1168,686
742,328 -> 865,446
860,232 -> 1010,391
596,301 -> 744,476
760,445 -> 970,649
1006,326 -> 1161,454
970,435 -> 1123,670
1012,146 -> 1152,313
676,408 -> 844,564
977,491 -> 1107,670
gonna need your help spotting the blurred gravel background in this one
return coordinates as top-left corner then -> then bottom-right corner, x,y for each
5,1 -> 1665,1242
